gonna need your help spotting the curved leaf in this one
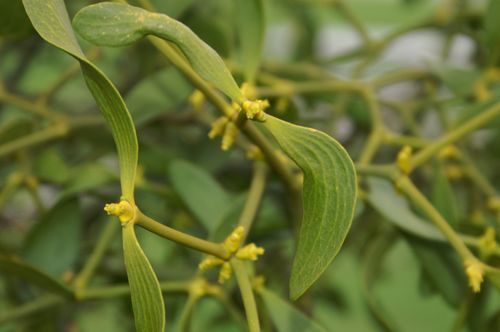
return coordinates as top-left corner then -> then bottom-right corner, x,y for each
22,0 -> 138,202
263,116 -> 357,300
73,2 -> 243,102
260,288 -> 327,332
236,0 -> 265,83
123,224 -> 165,332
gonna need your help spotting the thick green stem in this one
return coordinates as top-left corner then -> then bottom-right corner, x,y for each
231,260 -> 261,332
135,211 -> 230,259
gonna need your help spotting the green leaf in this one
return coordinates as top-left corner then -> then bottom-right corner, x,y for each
168,160 -> 231,233
404,235 -> 466,307
72,2 -> 243,102
23,197 -> 82,278
260,288 -> 327,332
0,255 -> 72,297
63,163 -> 116,196
0,0 -> 33,39
122,223 -> 165,332
366,177 -> 445,242
235,0 -> 265,83
263,116 -> 357,300
484,0 -> 500,63
22,0 -> 138,202
34,149 -> 70,184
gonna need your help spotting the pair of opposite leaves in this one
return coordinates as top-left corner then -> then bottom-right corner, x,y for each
22,1 -> 356,331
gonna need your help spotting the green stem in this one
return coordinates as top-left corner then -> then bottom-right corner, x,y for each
74,217 -> 118,296
239,162 -> 268,242
0,295 -> 63,324
333,0 -> 371,46
397,176 -> 474,261
81,281 -> 190,300
0,89 -> 59,119
231,260 -> 261,332
0,171 -> 24,212
147,36 -> 299,195
0,124 -> 67,158
176,292 -> 199,332
135,211 -> 230,259
408,103 -> 500,172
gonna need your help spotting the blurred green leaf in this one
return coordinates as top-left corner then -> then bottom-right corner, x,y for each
484,0 -> 500,63
126,69 -> 191,126
0,116 -> 34,143
63,163 -> 116,196
168,159 -> 231,233
263,115 -> 357,300
0,255 -> 72,297
236,0 -> 265,83
34,149 -> 70,184
366,177 -> 445,241
23,0 -> 138,202
122,223 -> 165,332
73,2 -> 243,102
260,288 -> 327,332
0,0 -> 33,39
75,301 -> 132,332
405,236 -> 466,307
23,197 -> 82,277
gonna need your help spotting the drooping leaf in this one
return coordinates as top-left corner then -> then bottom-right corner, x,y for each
235,0 -> 265,83
263,115 -> 357,300
168,160 -> 231,233
22,0 -> 138,202
72,2 -> 243,102
260,288 -> 327,332
122,223 -> 165,332
23,197 -> 82,277
0,255 -> 73,297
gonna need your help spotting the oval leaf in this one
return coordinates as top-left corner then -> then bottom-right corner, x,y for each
263,116 -> 357,300
73,2 -> 243,102
22,0 -> 138,202
235,0 -> 265,83
260,288 -> 327,332
123,223 -> 165,332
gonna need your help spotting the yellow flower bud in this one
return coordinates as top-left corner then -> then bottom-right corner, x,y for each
246,145 -> 264,161
208,116 -> 229,139
221,122 -> 239,151
396,145 -> 412,174
189,90 -> 205,112
464,259 -> 484,293
478,227 -> 497,259
236,243 -> 265,261
241,82 -> 257,100
218,262 -> 232,284
242,99 -> 269,121
198,256 -> 224,271
438,145 -> 460,160
104,200 -> 135,224
224,226 -> 245,253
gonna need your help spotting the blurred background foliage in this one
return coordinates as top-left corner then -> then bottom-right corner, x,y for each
1,0 -> 500,331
